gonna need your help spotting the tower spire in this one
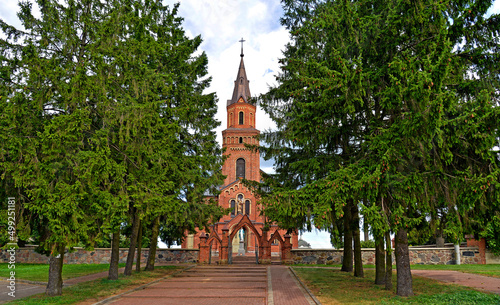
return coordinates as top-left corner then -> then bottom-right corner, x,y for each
239,37 -> 245,57
227,39 -> 251,105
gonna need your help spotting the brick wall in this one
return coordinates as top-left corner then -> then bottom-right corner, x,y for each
0,247 -> 198,264
291,247 -> 482,265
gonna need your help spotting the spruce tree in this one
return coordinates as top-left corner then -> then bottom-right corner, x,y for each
258,0 -> 499,297
0,0 -> 224,294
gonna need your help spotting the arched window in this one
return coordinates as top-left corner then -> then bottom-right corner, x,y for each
245,200 -> 250,215
239,137 -> 243,143
236,158 -> 245,179
230,200 -> 236,217
239,112 -> 244,125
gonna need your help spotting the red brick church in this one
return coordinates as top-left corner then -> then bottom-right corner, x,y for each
181,43 -> 298,264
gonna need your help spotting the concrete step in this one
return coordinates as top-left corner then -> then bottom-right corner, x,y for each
180,273 -> 266,277
170,277 -> 267,282
126,288 -> 266,298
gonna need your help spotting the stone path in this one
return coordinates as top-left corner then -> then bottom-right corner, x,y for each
101,265 -> 316,305
0,281 -> 46,303
412,269 -> 500,295
0,267 -> 127,304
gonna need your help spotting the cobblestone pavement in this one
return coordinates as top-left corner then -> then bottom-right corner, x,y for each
104,264 -> 316,305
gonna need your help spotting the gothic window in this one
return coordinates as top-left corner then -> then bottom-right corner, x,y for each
230,200 -> 235,217
239,137 -> 243,144
245,200 -> 250,215
239,111 -> 244,125
229,112 -> 233,126
236,158 -> 245,179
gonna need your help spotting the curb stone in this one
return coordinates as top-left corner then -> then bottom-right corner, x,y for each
289,267 -> 322,305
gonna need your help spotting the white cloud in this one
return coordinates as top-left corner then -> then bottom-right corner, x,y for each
302,229 -> 334,249
162,0 -> 290,145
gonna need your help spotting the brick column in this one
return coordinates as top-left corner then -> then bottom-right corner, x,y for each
466,236 -> 487,264
478,238 -> 486,265
283,234 -> 292,265
260,229 -> 271,264
198,233 -> 209,264
219,228 -> 229,265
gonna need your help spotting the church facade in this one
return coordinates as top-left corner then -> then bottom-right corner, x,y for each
181,47 -> 298,263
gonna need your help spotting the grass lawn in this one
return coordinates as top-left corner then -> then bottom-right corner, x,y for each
294,267 -> 500,304
293,263 -> 500,278
6,265 -> 182,305
0,263 -> 126,282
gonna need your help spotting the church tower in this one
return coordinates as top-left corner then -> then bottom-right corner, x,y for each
182,41 -> 298,257
221,43 -> 260,185
218,41 -> 261,233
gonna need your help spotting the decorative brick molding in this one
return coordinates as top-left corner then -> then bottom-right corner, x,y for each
291,247 -> 483,265
0,246 -> 198,264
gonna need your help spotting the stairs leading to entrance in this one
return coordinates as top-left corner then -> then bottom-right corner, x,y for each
114,265 -> 268,304
231,255 -> 259,265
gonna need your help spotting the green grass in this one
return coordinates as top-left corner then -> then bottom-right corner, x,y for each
6,266 -> 181,305
294,267 -> 500,304
410,264 -> 500,278
0,263 -> 125,282
292,263 -> 500,278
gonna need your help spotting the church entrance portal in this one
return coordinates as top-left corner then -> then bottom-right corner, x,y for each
198,214 -> 293,265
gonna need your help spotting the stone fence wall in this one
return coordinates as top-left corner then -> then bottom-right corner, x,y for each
2,246 -> 496,265
291,247 -> 485,265
0,246 -> 199,264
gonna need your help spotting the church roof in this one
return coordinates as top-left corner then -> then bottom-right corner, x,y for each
227,54 -> 251,106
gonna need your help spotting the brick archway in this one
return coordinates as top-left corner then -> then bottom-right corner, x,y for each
228,214 -> 262,244
199,230 -> 222,264
199,215 -> 292,265
269,230 -> 292,264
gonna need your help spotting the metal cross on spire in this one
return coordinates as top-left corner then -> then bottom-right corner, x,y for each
239,37 -> 246,57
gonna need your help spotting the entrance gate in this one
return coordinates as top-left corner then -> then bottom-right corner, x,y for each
199,214 -> 292,264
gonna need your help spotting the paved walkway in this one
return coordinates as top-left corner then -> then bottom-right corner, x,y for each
412,270 -> 500,295
100,265 -> 317,305
0,267 -> 127,303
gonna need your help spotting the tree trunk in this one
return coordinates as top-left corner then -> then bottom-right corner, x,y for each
341,203 -> 353,272
135,220 -> 142,272
145,216 -> 160,271
436,229 -> 445,247
364,216 -> 370,241
352,202 -> 364,277
124,210 -> 141,276
108,231 -> 120,280
395,227 -> 413,297
46,243 -> 65,296
375,232 -> 385,285
385,230 -> 393,291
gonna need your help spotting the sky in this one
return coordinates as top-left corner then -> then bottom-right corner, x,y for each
1,0 -> 499,248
